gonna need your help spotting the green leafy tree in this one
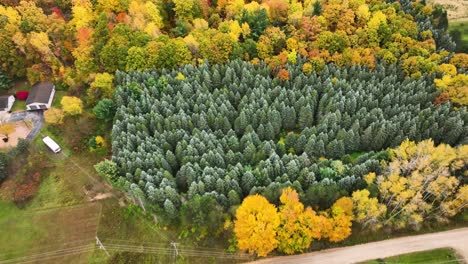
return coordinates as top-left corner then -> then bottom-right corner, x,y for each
180,195 -> 225,239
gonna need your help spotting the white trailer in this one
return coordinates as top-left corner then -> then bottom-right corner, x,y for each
42,136 -> 61,153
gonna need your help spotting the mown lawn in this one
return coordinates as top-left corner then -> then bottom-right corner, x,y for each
361,248 -> 460,264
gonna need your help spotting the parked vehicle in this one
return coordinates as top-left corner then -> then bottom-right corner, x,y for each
42,136 -> 61,153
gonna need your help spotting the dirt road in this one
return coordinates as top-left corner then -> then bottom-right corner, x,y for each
252,228 -> 468,264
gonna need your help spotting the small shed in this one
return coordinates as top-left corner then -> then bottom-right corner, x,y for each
26,82 -> 55,111
0,95 -> 15,112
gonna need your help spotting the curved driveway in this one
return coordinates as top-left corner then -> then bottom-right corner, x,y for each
251,228 -> 468,264
8,110 -> 44,140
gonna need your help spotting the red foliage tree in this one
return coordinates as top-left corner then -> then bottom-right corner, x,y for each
51,6 -> 65,20
116,12 -> 127,23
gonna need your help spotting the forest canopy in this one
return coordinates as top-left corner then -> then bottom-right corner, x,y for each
110,59 -> 468,219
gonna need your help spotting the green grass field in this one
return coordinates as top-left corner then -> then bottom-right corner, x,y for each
449,21 -> 468,52
362,248 -> 460,264
0,202 -> 43,259
449,21 -> 468,41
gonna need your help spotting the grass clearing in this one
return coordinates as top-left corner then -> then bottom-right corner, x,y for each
361,248 -> 460,264
0,201 -> 101,263
449,21 -> 468,41
11,100 -> 26,112
27,173 -> 81,210
0,201 -> 43,260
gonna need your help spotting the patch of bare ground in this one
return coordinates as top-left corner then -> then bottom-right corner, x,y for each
428,0 -> 468,21
0,121 -> 31,150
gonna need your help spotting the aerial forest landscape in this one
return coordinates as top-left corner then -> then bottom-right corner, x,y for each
0,0 -> 467,263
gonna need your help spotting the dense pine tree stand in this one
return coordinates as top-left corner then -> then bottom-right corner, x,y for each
111,59 -> 468,218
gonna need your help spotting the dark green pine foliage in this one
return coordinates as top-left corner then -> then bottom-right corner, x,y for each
112,59 -> 468,211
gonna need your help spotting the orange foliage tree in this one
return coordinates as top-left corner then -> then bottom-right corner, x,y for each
277,69 -> 290,81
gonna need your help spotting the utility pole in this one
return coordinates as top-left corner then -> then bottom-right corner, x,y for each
96,236 -> 110,257
171,242 -> 179,263
137,195 -> 146,212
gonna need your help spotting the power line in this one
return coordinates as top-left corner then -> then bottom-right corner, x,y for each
0,238 -> 95,257
100,242 -> 252,260
0,245 -> 96,264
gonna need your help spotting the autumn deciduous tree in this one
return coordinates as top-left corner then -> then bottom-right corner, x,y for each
352,189 -> 386,231
327,197 -> 353,242
377,139 -> 468,230
434,74 -> 468,107
450,53 -> 468,69
277,69 -> 290,81
0,123 -> 15,142
44,107 -> 64,125
234,194 -> 280,257
277,187 -> 322,254
61,96 -> 83,116
317,31 -> 349,54
200,32 -> 233,64
88,72 -> 114,104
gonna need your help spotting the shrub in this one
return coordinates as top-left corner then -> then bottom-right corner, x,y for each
15,91 -> 29,101
13,172 -> 42,204
0,71 -> 11,90
94,159 -> 118,182
10,139 -> 29,156
0,152 -> 9,182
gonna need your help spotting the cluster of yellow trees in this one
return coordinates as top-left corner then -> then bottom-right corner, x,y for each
44,96 -> 83,124
434,54 -> 468,107
234,139 -> 468,257
234,187 -> 353,256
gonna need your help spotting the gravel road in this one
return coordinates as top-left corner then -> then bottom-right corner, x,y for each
251,228 -> 468,264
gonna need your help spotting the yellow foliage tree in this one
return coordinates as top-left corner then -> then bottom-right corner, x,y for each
434,74 -> 468,107
234,194 -> 280,257
96,0 -> 126,13
127,0 -> 163,37
277,187 -> 323,254
378,139 -> 468,230
327,197 -> 353,242
88,72 -> 114,104
44,107 -> 64,125
61,96 -> 83,116
71,0 -> 95,30
450,53 -> 468,69
0,123 -> 15,141
352,189 -> 386,230
436,63 -> 457,76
